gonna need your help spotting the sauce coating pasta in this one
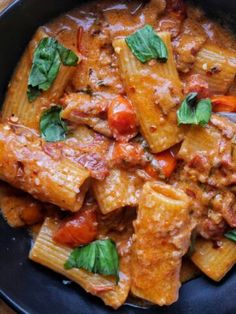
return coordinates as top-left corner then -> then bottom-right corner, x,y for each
1,0 -> 236,309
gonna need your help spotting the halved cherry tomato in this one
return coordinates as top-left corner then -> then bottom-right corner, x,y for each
145,149 -> 177,178
53,208 -> 97,248
108,96 -> 137,142
155,150 -> 177,177
211,96 -> 236,112
145,163 -> 159,179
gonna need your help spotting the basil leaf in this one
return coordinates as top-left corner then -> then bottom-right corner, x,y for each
28,37 -> 78,102
27,86 -> 41,102
177,93 -> 198,124
28,38 -> 60,94
40,106 -> 68,142
224,229 -> 236,242
195,98 -> 212,126
125,24 -> 168,63
177,93 -> 212,126
57,43 -> 78,66
64,239 -> 119,282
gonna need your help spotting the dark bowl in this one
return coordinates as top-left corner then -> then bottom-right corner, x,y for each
0,1 -> 236,314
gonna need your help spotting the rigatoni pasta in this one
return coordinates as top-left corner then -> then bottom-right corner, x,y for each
30,218 -> 131,309
2,28 -> 77,130
178,122 -> 222,169
92,168 -> 143,214
131,181 -> 191,305
191,237 -> 236,281
0,123 -> 90,212
113,33 -> 184,153
192,43 -> 236,95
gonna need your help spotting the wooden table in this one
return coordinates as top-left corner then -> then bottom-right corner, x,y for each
0,1 -> 17,312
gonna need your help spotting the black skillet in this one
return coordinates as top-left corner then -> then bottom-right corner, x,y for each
0,1 -> 236,313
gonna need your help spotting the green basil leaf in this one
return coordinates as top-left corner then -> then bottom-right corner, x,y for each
28,37 -> 78,102
125,24 -> 168,63
195,98 -> 212,126
224,229 -> 236,242
64,239 -> 119,282
40,106 -> 68,142
28,38 -> 60,94
177,93 -> 198,124
177,93 -> 212,126
27,86 -> 41,102
57,43 -> 78,66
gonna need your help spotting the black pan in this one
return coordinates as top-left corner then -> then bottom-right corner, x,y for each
0,1 -> 236,313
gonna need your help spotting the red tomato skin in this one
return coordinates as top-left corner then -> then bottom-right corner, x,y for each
53,208 -> 97,248
108,96 -> 137,142
145,149 -> 177,178
211,96 -> 236,112
156,150 -> 177,178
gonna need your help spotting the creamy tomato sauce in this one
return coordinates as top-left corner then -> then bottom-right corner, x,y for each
1,0 -> 236,309
45,0 -> 236,92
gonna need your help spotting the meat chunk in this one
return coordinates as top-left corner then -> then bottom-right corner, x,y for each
211,191 -> 236,228
197,214 -> 227,240
175,35 -> 206,73
42,125 -> 110,181
173,16 -> 207,73
143,0 -> 166,25
178,118 -> 235,187
157,0 -> 186,38
184,74 -> 210,98
74,152 -> 108,180
61,93 -> 112,137
61,92 -> 108,117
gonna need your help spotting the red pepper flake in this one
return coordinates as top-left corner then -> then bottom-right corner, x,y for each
185,189 -> 196,199
212,240 -> 223,249
149,125 -> 157,133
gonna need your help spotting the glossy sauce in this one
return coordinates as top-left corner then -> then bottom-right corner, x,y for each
2,0 -> 236,309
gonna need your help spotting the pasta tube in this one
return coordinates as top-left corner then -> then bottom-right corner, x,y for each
30,218 -> 131,309
131,181 -> 191,305
113,32 -> 183,153
178,124 -> 222,165
180,258 -> 200,283
92,168 -> 143,214
191,237 -> 236,281
192,43 -> 236,94
0,123 -> 90,212
0,182 -> 43,227
2,28 -> 77,130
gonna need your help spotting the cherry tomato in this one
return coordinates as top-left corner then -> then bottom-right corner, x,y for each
211,96 -> 236,112
108,96 -> 137,142
53,208 -> 97,248
145,149 -> 177,178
